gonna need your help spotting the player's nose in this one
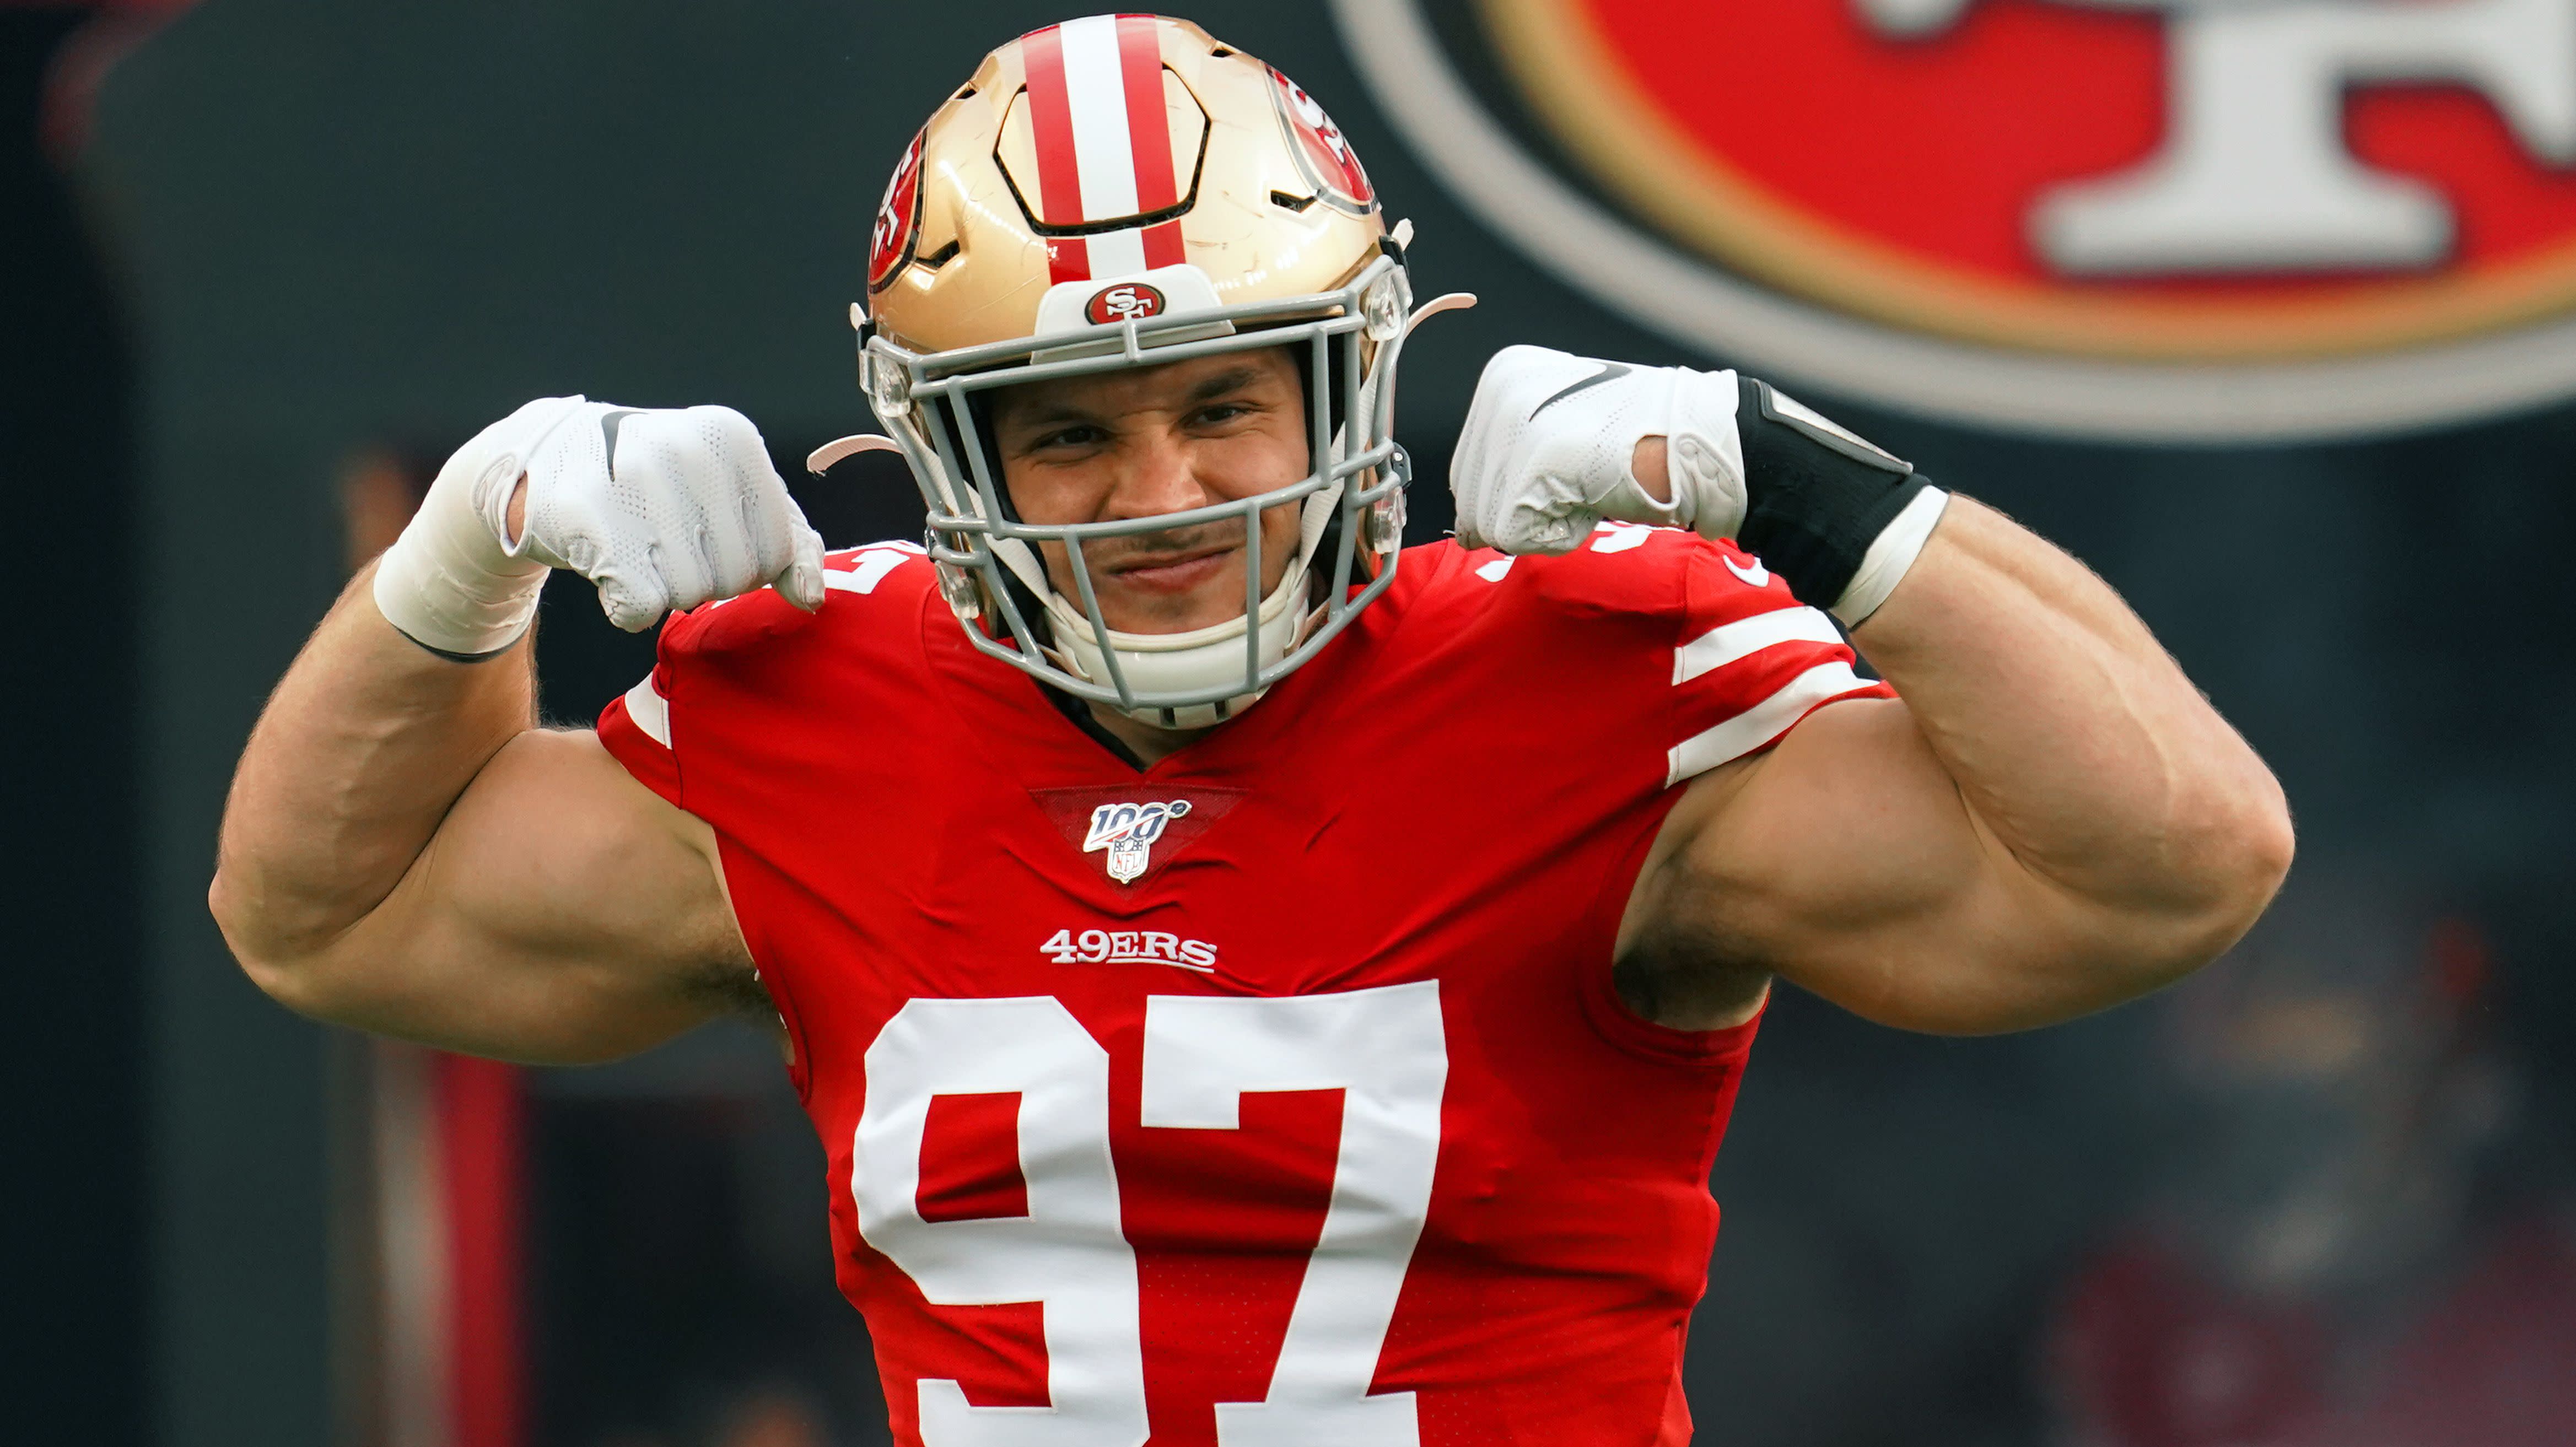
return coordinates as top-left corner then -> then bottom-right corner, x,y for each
1101,429 -> 1209,522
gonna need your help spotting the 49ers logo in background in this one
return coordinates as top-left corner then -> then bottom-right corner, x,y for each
1336,0 -> 2576,439
1086,280 -> 1167,325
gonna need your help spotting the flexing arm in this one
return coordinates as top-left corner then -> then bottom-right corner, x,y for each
212,570 -> 751,1062
1635,494 -> 2291,1033
211,398 -> 824,1063
1453,348 -> 2291,1034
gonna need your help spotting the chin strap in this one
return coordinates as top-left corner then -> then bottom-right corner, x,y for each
1042,555 -> 1315,729
1406,292 -> 1477,332
1314,288 -> 1480,584
806,433 -> 904,474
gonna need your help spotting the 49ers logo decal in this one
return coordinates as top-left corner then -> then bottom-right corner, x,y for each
1270,65 -> 1375,213
1337,0 -> 2576,439
1485,0 -> 2576,360
1085,281 -> 1167,325
867,128 -> 924,291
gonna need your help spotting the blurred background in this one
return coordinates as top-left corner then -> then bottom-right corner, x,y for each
9,1 -> 2575,1444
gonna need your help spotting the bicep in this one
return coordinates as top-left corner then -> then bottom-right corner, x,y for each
1657,696 -> 2125,1034
298,728 -> 755,1063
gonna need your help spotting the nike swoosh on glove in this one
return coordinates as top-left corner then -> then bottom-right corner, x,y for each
375,396 -> 828,655
510,400 -> 827,630
1449,345 -> 1748,555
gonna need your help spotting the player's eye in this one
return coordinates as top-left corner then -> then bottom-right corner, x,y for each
1190,401 -> 1252,427
1030,424 -> 1107,451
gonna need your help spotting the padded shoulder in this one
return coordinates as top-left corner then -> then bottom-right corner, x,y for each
1421,522 -> 1720,623
1406,525 -> 1887,787
659,541 -> 934,660
597,541 -> 938,808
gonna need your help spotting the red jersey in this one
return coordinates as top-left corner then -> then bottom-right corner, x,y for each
596,523 -> 1887,1447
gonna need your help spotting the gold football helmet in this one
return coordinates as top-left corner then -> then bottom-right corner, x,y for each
811,14 -> 1470,728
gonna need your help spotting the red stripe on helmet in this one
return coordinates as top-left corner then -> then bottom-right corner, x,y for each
1116,15 -> 1178,214
1020,23 -> 1088,283
1142,220 -> 1184,269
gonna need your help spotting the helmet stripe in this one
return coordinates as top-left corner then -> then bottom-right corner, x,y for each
1045,235 -> 1091,284
1021,16 -> 1187,283
1019,23 -> 1091,283
1060,17 -> 1142,226
1116,15 -> 1179,214
1086,227 -> 1149,278
1115,15 -> 1188,270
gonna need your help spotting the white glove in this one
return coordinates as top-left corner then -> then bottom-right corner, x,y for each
1450,345 -> 1748,556
373,396 -> 827,654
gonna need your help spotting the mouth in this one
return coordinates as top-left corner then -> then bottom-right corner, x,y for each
1106,543 -> 1235,595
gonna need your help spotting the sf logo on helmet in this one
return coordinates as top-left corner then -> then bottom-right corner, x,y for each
867,129 -> 924,291
1269,64 -> 1376,210
1085,282 -> 1167,326
1082,800 -> 1192,884
1285,77 -> 1352,168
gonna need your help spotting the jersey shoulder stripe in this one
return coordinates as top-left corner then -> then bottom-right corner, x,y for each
597,673 -> 682,807
1400,525 -> 1887,786
1667,534 -> 1890,785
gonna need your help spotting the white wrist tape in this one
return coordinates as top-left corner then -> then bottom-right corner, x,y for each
371,396 -> 590,657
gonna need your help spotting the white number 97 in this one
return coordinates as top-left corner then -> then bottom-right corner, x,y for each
854,984 -> 1449,1447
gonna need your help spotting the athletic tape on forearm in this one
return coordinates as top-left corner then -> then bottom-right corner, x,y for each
1730,377 -> 1939,623
370,397 -> 584,658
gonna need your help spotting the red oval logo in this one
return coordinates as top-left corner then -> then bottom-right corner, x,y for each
1085,282 -> 1167,325
1482,0 -> 2576,360
1342,0 -> 2576,438
1270,66 -> 1375,214
868,128 -> 925,292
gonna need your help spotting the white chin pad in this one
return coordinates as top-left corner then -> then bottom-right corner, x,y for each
1045,555 -> 1311,726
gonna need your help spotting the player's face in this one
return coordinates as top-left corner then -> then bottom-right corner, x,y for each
991,347 -> 1309,635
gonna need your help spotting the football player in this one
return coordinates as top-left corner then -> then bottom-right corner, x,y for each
211,16 -> 2292,1446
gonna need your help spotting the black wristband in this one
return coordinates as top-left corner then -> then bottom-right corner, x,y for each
1732,377 -> 1932,609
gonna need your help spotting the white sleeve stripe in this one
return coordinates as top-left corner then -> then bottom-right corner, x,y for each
1666,661 -> 1872,787
621,677 -> 671,749
826,548 -> 914,595
1673,605 -> 1846,685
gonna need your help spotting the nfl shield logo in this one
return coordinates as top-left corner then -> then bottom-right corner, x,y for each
1082,800 -> 1194,884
